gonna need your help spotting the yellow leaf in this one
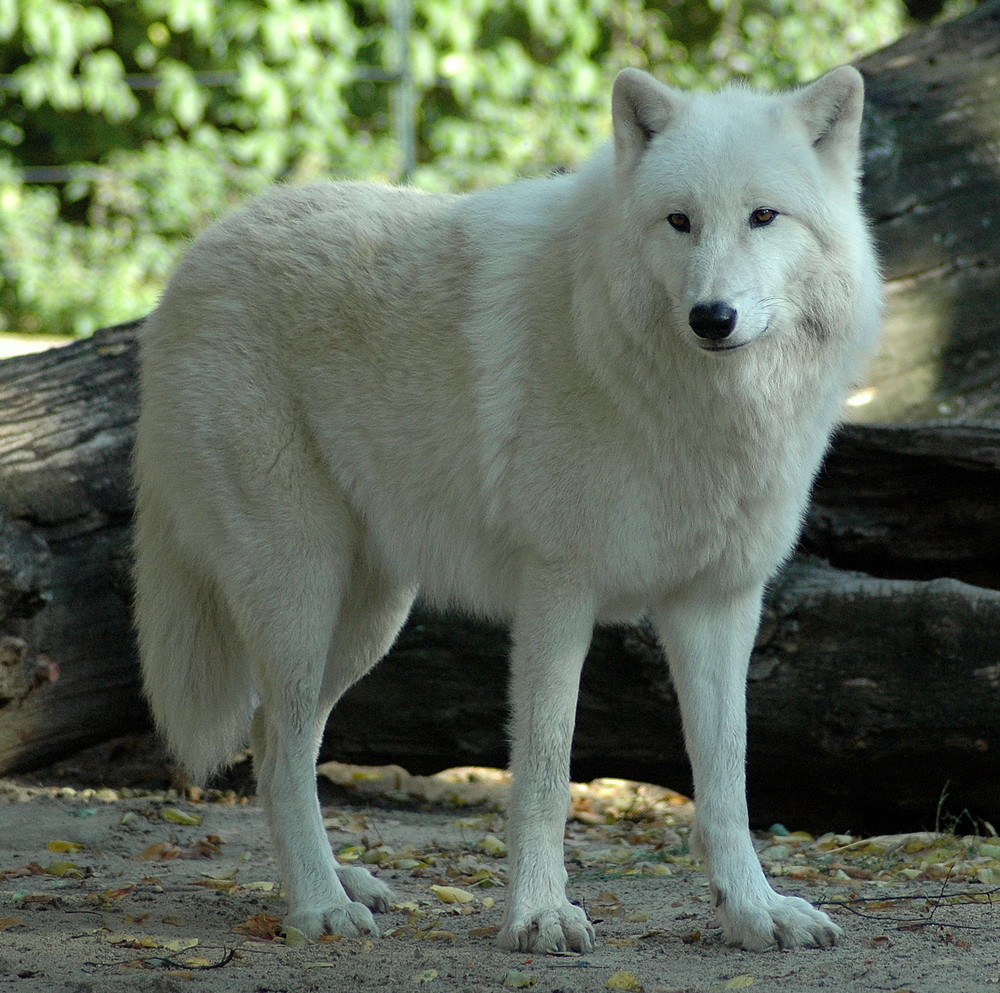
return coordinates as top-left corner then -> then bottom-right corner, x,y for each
161,807 -> 202,826
606,971 -> 643,991
109,934 -> 159,948
200,867 -> 239,880
429,884 -> 474,904
477,834 -> 508,856
47,840 -> 84,854
43,861 -> 83,878
282,925 -> 308,947
192,878 -> 238,892
393,858 -> 423,870
720,977 -> 755,990
503,970 -> 536,988
163,938 -> 199,952
413,969 -> 439,983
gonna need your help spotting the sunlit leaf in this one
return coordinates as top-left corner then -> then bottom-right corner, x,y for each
719,976 -> 755,990
429,884 -> 474,904
606,971 -> 643,991
161,807 -> 202,826
47,840 -> 84,853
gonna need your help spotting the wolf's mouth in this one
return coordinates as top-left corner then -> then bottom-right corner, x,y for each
699,339 -> 749,353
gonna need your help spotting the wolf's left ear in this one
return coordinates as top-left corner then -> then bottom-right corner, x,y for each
612,69 -> 681,171
794,65 -> 865,169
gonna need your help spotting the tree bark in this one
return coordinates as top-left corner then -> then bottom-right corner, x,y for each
0,322 -> 141,775
803,421 -> 1000,589
858,0 -> 1000,421
3,5 -> 1000,833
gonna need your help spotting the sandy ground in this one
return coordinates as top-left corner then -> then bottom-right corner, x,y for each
1,740 -> 997,993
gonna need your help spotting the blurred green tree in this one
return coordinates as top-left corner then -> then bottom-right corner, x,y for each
0,0 -> 958,335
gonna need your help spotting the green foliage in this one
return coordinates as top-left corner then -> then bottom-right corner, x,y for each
0,0 -> 930,335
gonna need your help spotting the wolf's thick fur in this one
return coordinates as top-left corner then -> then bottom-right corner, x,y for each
135,65 -> 881,953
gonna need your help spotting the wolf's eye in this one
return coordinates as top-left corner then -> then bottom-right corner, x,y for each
750,207 -> 778,228
666,213 -> 691,233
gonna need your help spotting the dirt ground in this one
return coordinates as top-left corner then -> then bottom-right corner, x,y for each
1,737 -> 997,993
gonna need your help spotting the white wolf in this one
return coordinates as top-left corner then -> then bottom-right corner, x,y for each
134,65 -> 881,953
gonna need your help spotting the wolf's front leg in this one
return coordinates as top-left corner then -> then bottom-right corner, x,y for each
654,582 -> 841,951
497,576 -> 597,954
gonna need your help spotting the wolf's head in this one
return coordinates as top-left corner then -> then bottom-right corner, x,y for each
609,65 -> 873,356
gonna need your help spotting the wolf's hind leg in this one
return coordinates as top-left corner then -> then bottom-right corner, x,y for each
654,582 -> 841,951
239,530 -> 376,940
319,568 -> 416,915
249,560 -> 415,939
251,698 -> 377,939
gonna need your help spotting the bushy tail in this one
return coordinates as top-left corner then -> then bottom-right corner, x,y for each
133,494 -> 256,783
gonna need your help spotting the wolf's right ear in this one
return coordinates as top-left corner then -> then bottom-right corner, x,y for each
612,69 -> 681,171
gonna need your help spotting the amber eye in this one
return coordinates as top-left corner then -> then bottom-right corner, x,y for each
667,213 -> 691,233
750,207 -> 778,228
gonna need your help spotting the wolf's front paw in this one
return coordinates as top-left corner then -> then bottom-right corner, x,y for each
335,864 -> 394,912
285,900 -> 379,941
498,901 -> 595,953
718,891 -> 841,951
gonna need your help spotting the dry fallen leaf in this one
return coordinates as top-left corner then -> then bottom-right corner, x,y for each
135,836 -> 222,861
606,971 -> 643,991
281,925 -> 308,947
429,884 -> 474,904
191,878 -> 239,892
42,860 -> 85,878
161,807 -> 202,826
502,970 -> 536,988
233,913 -> 283,940
163,938 -> 200,953
46,840 -> 84,854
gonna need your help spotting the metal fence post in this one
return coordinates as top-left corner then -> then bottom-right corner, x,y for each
391,0 -> 417,183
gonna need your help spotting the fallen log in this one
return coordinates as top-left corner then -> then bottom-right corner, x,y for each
804,421 -> 1000,589
324,558 -> 1000,833
0,323 -> 140,775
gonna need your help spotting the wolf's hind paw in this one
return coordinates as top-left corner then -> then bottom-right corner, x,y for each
497,902 -> 595,954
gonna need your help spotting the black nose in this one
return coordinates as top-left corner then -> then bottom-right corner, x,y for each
689,302 -> 737,340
